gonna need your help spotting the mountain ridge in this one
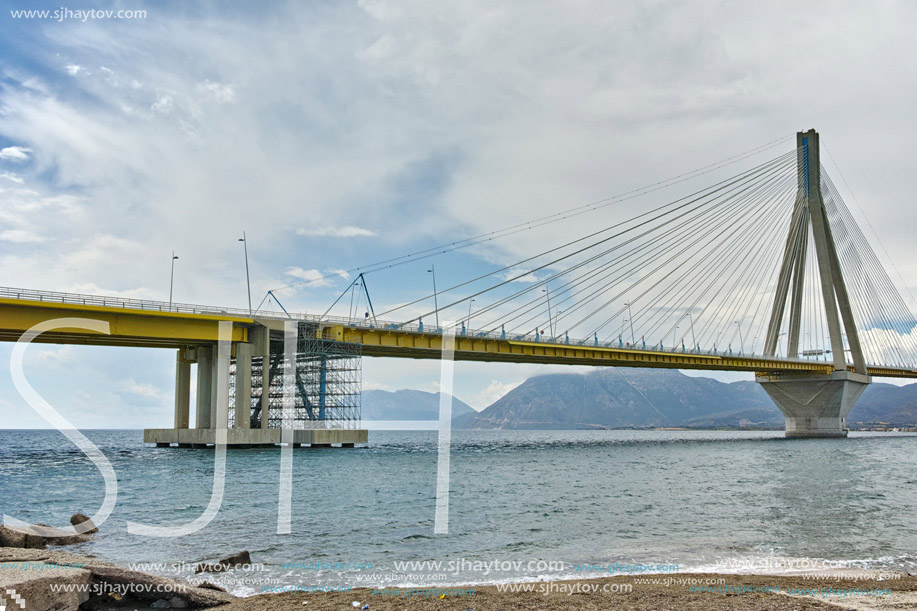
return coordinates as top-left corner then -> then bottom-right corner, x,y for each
361,389 -> 475,420
452,368 -> 917,429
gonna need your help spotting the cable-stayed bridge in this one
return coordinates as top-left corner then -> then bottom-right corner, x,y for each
2,129 -> 915,441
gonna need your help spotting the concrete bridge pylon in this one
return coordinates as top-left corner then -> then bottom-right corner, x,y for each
758,129 -> 871,437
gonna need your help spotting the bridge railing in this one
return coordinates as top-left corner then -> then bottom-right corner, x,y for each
1,285 -> 827,364
0,286 -> 269,319
319,314 -> 823,363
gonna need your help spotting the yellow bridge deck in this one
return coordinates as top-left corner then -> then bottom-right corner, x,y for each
1,292 -> 916,378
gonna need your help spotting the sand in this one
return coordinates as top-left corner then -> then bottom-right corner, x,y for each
213,572 -> 917,611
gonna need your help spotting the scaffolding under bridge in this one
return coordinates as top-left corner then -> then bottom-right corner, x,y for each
230,322 -> 362,429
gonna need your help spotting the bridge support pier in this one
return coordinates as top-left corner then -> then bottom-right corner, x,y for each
756,371 -> 871,438
173,350 -> 192,429
195,346 -> 213,429
234,342 -> 252,429
148,321 -> 367,448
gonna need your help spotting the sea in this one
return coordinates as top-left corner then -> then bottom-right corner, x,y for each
2,429 -> 916,596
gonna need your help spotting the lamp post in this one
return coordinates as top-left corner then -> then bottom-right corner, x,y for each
542,287 -> 554,338
734,320 -> 745,354
168,252 -> 179,311
625,302 -> 635,345
238,232 -> 252,314
672,326 -> 679,351
427,266 -> 440,328
467,298 -> 475,329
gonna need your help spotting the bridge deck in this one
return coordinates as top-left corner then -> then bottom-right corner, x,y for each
324,323 -> 917,378
1,287 -> 916,378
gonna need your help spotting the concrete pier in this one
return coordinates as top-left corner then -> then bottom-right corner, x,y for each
147,321 -> 366,448
234,341 -> 252,429
195,346 -> 213,429
173,350 -> 191,429
757,371 -> 871,438
144,428 -> 368,447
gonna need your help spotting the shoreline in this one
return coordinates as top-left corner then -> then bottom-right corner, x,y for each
4,546 -> 916,611
209,570 -> 917,611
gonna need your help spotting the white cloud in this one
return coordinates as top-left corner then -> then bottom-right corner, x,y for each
150,94 -> 174,114
0,146 -> 32,162
32,346 -> 79,364
297,226 -> 377,238
364,380 -> 395,391
0,229 -> 44,243
119,379 -> 166,399
472,379 -> 521,409
497,267 -> 542,283
63,283 -> 161,300
0,0 -> 915,426
0,171 -> 24,184
284,267 -> 333,287
197,80 -> 235,103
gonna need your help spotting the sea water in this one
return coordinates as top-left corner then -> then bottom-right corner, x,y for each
2,429 -> 915,595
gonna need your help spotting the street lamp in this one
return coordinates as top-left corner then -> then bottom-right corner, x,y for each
427,266 -> 440,328
672,326 -> 679,351
625,302 -> 635,345
239,232 -> 252,314
467,298 -> 475,329
542,287 -> 554,338
734,320 -> 745,354
168,252 -> 179,311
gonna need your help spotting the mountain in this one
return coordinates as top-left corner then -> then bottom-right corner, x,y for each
362,389 -> 476,420
453,368 -> 917,429
849,382 -> 917,424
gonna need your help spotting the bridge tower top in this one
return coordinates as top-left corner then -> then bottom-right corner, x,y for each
764,129 -> 867,374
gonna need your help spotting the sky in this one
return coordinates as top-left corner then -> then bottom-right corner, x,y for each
2,0 -> 917,428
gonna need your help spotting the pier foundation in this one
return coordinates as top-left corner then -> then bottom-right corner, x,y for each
756,371 -> 871,438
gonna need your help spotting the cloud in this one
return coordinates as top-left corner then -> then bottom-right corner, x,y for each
497,267 -> 542,283
364,380 -> 395,391
296,226 -> 377,238
284,267 -> 333,287
472,379 -> 521,409
32,346 -> 79,364
63,283 -> 161,300
0,229 -> 45,243
197,80 -> 235,103
0,0 -> 916,426
0,171 -> 24,184
118,379 -> 166,399
0,146 -> 32,162
150,94 -> 174,114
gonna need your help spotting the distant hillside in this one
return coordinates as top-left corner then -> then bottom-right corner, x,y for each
452,368 -> 917,429
849,382 -> 917,424
362,389 -> 476,420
